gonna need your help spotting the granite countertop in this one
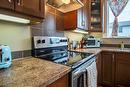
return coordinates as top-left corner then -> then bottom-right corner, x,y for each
70,47 -> 130,55
0,57 -> 71,87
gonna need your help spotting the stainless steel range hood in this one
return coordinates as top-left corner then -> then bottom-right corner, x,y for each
47,0 -> 84,13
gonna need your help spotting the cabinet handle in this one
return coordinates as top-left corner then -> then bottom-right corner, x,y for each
17,0 -> 21,5
81,21 -> 85,26
8,0 -> 12,3
112,54 -> 115,62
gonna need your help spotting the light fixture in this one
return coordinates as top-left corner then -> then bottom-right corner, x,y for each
0,14 -> 30,24
62,0 -> 70,4
73,29 -> 88,34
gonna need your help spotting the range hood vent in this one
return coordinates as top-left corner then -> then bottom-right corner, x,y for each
47,0 -> 84,13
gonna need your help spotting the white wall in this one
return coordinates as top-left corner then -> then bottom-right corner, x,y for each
0,21 -> 31,51
64,31 -> 84,42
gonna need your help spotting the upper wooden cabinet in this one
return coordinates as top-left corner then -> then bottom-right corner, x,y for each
77,0 -> 88,30
64,11 -> 77,30
88,0 -> 102,32
15,0 -> 44,18
56,10 -> 64,31
0,0 -> 14,10
0,0 -> 45,18
64,0 -> 88,30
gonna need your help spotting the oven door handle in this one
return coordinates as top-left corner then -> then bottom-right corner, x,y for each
73,69 -> 87,77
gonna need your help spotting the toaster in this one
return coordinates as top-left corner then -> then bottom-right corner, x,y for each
0,45 -> 12,69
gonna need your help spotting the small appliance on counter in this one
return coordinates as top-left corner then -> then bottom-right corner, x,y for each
86,37 -> 101,48
0,45 -> 12,69
83,36 -> 101,48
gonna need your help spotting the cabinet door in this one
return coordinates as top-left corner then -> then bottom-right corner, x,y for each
0,0 -> 14,10
96,53 -> 102,85
64,11 -> 77,30
88,0 -> 102,32
102,52 -> 115,87
47,74 -> 68,87
56,10 -> 64,31
115,53 -> 130,87
77,0 -> 88,30
77,7 -> 85,29
15,0 -> 44,18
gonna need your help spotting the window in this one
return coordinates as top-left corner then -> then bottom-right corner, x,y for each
107,0 -> 130,38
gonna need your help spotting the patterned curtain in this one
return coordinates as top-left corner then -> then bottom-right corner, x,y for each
108,0 -> 128,36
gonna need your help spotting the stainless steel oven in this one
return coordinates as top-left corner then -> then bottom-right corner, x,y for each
32,36 -> 96,87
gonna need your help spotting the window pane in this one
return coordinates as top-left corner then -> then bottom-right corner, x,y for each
108,0 -> 130,37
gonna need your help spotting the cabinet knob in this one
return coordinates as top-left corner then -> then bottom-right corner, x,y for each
81,21 -> 85,26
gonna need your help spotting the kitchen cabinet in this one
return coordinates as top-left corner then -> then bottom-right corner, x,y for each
0,0 -> 45,18
101,51 -> 130,87
64,11 -> 77,30
47,74 -> 68,87
0,0 -> 14,10
88,0 -> 102,32
64,0 -> 88,30
101,52 -> 115,87
15,0 -> 44,18
96,53 -> 102,86
56,10 -> 64,31
77,0 -> 88,30
115,52 -> 130,87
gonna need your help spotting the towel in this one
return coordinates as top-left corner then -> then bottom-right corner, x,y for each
86,61 -> 97,87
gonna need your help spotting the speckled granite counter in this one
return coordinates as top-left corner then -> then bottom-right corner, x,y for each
70,47 -> 130,55
0,57 -> 71,87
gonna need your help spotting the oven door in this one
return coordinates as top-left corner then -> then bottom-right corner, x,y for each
71,57 -> 96,87
72,71 -> 87,87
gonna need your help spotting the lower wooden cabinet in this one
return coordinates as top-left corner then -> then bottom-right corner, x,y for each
101,52 -> 115,87
115,53 -> 130,87
101,52 -> 130,87
96,53 -> 102,85
47,74 -> 68,87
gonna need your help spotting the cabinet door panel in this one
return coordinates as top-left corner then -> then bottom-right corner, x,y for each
0,0 -> 14,10
56,10 -> 64,31
47,74 -> 68,87
77,0 -> 88,30
115,53 -> 130,87
102,52 -> 114,87
15,0 -> 44,18
64,11 -> 77,30
96,53 -> 102,85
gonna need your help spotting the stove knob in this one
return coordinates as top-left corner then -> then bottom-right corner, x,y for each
5,57 -> 10,62
42,40 -> 45,43
37,40 -> 41,44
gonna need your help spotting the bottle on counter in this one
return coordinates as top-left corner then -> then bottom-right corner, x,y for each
121,41 -> 124,49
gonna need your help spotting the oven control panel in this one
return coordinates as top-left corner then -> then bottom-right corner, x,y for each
33,36 -> 68,49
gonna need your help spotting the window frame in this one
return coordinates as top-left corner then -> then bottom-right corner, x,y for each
103,0 -> 130,38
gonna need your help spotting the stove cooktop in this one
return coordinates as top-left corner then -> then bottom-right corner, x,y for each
54,51 -> 94,69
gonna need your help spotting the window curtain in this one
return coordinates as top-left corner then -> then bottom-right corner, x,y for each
108,0 -> 128,36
